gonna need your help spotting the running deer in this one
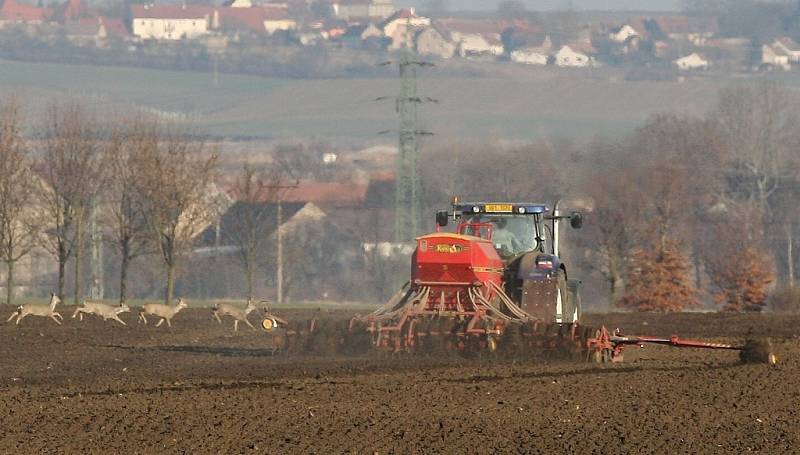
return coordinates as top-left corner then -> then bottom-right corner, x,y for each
72,301 -> 130,325
212,299 -> 260,331
7,293 -> 63,325
138,298 -> 188,328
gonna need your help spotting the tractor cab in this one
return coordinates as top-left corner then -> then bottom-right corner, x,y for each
440,202 -> 551,259
437,200 -> 583,260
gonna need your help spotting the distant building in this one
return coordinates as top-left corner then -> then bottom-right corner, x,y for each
554,45 -> 590,67
609,24 -> 639,43
761,44 -> 791,71
415,26 -> 454,59
0,0 -> 51,27
771,38 -> 800,63
510,47 -> 548,65
381,8 -> 429,39
334,0 -> 394,20
652,15 -> 718,46
262,7 -> 296,35
509,35 -> 551,65
131,5 -> 212,40
65,16 -> 129,46
436,19 -> 505,58
130,3 -> 296,40
674,52 -> 709,70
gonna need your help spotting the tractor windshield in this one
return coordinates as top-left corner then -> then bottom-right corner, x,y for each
465,215 -> 540,257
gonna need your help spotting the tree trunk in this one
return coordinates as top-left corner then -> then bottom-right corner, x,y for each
787,223 -> 795,287
57,251 -> 66,302
607,255 -> 623,309
246,259 -> 254,302
74,210 -> 84,305
119,249 -> 129,304
165,262 -> 175,305
6,260 -> 13,306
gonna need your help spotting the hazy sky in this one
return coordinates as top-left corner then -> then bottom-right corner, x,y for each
400,0 -> 682,11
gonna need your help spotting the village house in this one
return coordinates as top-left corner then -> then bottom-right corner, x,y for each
771,38 -> 800,63
652,15 -> 718,46
761,43 -> 791,70
609,24 -> 639,43
509,34 -> 551,65
674,52 -> 709,70
51,0 -> 129,46
131,5 -> 212,40
130,2 -> 297,41
64,17 -> 129,46
381,8 -> 429,39
554,45 -> 591,67
262,7 -> 296,34
437,19 -> 505,58
0,0 -> 51,27
333,0 -> 394,20
340,22 -> 385,48
415,26 -> 454,59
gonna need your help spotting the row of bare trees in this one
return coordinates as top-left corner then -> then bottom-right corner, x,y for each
0,99 -> 218,306
586,82 -> 799,312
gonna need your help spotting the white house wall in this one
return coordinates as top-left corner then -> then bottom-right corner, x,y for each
132,17 -> 209,40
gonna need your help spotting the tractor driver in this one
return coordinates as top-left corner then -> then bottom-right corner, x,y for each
491,218 -> 522,256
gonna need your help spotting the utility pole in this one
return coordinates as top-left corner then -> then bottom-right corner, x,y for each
269,182 -> 299,304
378,37 -> 435,243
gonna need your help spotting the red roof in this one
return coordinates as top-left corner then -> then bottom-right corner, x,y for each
99,16 -> 128,37
131,4 -> 213,20
280,182 -> 369,204
0,0 -> 51,22
54,0 -> 90,22
217,7 -> 264,32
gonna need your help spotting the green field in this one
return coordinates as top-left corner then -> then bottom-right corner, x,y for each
1,59 -> 795,142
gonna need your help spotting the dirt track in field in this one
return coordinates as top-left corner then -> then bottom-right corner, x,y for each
1,307 -> 799,454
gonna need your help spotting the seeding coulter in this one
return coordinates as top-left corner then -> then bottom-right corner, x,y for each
263,198 -> 776,364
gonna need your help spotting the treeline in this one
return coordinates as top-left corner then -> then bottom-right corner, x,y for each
0,100 -> 217,306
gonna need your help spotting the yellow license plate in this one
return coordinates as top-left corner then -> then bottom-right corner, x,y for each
485,204 -> 513,213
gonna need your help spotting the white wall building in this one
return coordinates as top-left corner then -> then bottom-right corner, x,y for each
674,52 -> 709,70
131,5 -> 211,40
554,45 -> 590,67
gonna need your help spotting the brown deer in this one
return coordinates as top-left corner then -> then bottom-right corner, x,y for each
138,298 -> 188,328
7,293 -> 62,325
212,299 -> 259,332
73,301 -> 131,325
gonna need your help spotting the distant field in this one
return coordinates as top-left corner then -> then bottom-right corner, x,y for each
1,59 -> 796,143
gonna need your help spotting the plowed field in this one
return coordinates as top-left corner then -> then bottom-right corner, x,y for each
1,307 -> 799,454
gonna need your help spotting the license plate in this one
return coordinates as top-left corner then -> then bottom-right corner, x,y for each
485,204 -> 512,213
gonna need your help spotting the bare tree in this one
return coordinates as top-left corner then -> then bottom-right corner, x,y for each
713,82 -> 800,285
135,125 -> 218,304
227,163 -> 279,301
36,103 -> 105,303
104,117 -> 156,303
0,100 -> 41,306
713,82 -> 799,216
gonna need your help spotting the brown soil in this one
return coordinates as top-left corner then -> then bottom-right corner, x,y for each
1,307 -> 799,454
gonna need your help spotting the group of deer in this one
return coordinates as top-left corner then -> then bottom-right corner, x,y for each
6,294 -> 268,332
